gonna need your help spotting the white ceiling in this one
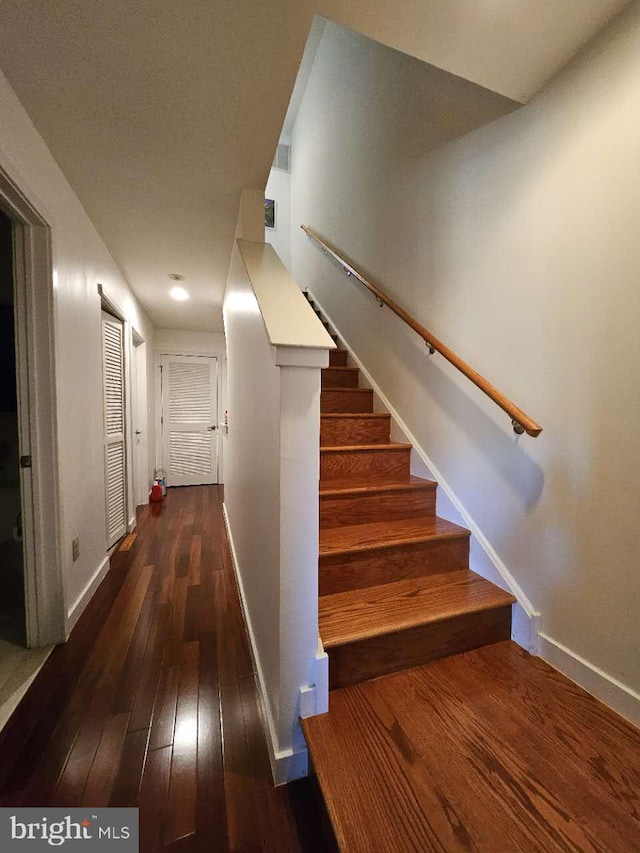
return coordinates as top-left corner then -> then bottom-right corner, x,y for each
0,0 -> 629,331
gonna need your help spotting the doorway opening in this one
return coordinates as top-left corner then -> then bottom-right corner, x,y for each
0,210 -> 25,646
132,331 -> 149,508
0,163 -> 64,659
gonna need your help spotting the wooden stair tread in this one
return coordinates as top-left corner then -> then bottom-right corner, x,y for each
319,570 -> 515,648
302,640 -> 640,853
320,515 -> 466,555
320,474 -> 436,496
320,442 -> 411,453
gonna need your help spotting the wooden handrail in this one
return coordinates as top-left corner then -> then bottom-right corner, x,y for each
302,225 -> 542,437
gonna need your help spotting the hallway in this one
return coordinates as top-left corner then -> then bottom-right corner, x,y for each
0,486 -> 330,852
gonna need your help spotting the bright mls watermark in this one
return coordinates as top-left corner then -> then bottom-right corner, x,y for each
0,809 -> 138,851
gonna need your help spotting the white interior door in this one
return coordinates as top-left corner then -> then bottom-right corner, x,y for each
102,311 -> 127,547
161,355 -> 218,487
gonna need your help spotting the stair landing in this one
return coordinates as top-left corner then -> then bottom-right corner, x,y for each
303,640 -> 640,852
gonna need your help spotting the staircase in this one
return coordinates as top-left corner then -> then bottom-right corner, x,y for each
300,293 -> 640,853
308,293 -> 515,690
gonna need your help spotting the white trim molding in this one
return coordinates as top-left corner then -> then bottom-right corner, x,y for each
0,161 -> 65,648
538,633 -> 640,728
300,638 -> 329,718
66,554 -> 110,636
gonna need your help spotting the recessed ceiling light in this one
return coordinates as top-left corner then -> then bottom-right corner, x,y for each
170,286 -> 189,301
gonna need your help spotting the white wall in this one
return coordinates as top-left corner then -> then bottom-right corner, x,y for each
291,10 -> 640,718
154,328 -> 226,355
265,166 -> 292,271
154,328 -> 227,483
0,68 -> 155,634
316,0 -> 626,103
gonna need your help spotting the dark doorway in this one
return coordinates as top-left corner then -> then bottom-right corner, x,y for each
0,210 -> 25,645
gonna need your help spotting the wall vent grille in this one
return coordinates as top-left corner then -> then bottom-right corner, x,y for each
273,143 -> 290,172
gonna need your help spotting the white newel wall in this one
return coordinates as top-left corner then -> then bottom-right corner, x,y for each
222,190 -> 333,783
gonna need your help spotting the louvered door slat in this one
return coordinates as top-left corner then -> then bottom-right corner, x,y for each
102,311 -> 127,547
106,443 -> 126,540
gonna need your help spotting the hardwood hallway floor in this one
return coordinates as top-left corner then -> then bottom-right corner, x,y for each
0,486 -> 331,853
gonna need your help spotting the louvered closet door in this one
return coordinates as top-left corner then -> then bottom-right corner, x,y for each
102,311 -> 127,547
161,355 -> 218,487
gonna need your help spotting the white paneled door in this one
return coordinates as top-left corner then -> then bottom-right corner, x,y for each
102,311 -> 127,548
161,355 -> 219,487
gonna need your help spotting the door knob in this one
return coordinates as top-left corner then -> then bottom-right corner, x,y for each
208,425 -> 217,431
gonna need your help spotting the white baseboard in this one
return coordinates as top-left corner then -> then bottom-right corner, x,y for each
222,502 -> 308,785
65,554 -> 110,636
538,633 -> 640,728
127,515 -> 137,533
308,289 -> 539,652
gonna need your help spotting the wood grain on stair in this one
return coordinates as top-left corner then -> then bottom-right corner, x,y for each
319,570 -> 514,648
321,388 -> 373,413
320,538 -> 471,595
320,413 -> 390,446
327,606 -> 511,689
319,515 -> 466,556
469,642 -> 640,824
320,474 -> 436,527
302,641 -> 640,852
319,473 -> 435,495
320,443 -> 411,479
321,367 -> 359,388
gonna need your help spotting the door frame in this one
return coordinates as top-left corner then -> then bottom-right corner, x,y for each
155,350 -> 222,485
0,164 -> 65,647
131,329 -> 149,507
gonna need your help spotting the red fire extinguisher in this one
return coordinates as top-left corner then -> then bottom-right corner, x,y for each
150,481 -> 163,503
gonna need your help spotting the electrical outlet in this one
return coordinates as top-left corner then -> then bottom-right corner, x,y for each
72,536 -> 80,562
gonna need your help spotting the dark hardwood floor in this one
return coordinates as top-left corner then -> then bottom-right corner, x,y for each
0,485 -> 332,853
